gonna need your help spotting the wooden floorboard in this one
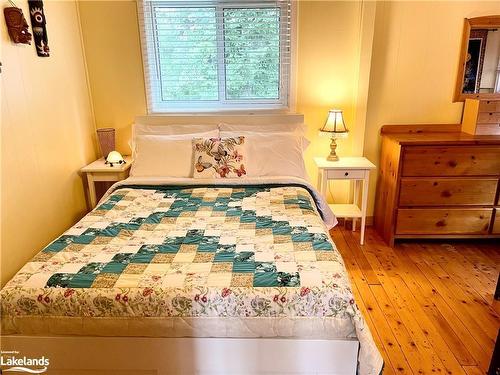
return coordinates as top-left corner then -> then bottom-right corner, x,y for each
332,225 -> 499,375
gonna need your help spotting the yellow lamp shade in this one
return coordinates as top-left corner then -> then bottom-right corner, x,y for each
320,109 -> 348,161
105,151 -> 125,166
320,109 -> 348,138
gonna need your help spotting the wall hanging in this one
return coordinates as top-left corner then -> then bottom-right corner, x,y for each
28,0 -> 49,57
3,2 -> 32,44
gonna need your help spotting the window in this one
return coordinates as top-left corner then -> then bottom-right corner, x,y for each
138,0 -> 292,112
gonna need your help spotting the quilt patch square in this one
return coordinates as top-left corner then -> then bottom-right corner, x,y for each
151,254 -> 175,263
206,272 -> 232,286
91,273 -> 119,288
115,273 -> 141,288
210,262 -> 233,273
230,273 -> 253,287
101,262 -> 127,274
123,264 -> 148,274
193,253 -> 215,263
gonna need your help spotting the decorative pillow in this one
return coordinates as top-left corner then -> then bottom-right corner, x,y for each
193,137 -> 246,178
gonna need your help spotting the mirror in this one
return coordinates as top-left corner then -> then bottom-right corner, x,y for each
454,16 -> 500,102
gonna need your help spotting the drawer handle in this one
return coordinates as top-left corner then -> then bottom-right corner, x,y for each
447,160 -> 458,168
344,172 -> 349,176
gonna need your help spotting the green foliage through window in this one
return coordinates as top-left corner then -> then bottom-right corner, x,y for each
145,1 -> 290,110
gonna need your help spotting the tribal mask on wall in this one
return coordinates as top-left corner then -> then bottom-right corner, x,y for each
4,7 -> 32,44
28,0 -> 49,57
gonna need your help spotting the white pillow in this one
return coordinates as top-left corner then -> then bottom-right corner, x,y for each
219,122 -> 307,135
131,131 -> 218,177
133,123 -> 219,137
219,131 -> 308,180
130,123 -> 220,153
220,123 -> 310,150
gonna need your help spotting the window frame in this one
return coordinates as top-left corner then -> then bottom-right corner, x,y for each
137,0 -> 295,113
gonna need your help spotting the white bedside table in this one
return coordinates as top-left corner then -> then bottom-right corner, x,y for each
81,156 -> 132,209
314,156 -> 376,245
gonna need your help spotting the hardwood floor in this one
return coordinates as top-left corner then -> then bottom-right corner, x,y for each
331,225 -> 500,375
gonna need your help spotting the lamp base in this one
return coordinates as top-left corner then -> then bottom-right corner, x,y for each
326,137 -> 339,161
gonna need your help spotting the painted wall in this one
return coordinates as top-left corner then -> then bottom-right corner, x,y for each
297,1 -> 364,203
78,0 -> 146,155
364,1 -> 500,215
1,0 -> 96,286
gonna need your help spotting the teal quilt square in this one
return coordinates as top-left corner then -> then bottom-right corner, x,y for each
256,217 -> 273,228
101,225 -> 121,237
214,248 -> 235,262
98,203 -> 115,210
233,261 -> 255,273
312,241 -> 334,251
158,244 -> 181,253
129,253 -> 155,264
69,273 -> 97,288
272,222 -> 292,235
163,237 -> 183,245
253,272 -> 278,287
255,262 -> 277,273
102,262 -> 127,273
240,211 -> 256,223
291,233 -> 314,242
144,213 -> 165,224
198,243 -> 218,252
139,244 -> 163,254
277,272 -> 300,287
112,253 -> 134,263
44,238 -> 70,252
46,273 -> 74,288
73,234 -> 96,245
226,207 -> 242,217
78,262 -> 106,274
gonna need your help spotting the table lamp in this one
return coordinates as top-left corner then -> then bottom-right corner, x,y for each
105,151 -> 126,167
320,109 -> 348,161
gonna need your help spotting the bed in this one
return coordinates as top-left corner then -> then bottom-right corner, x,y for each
0,115 -> 383,375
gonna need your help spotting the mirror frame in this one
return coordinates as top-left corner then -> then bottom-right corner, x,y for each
454,15 -> 500,102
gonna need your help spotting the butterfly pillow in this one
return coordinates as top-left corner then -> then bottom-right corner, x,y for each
193,137 -> 246,178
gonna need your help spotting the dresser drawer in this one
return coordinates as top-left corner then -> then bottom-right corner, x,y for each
399,178 -> 498,206
396,208 -> 492,235
476,123 -> 500,135
479,100 -> 500,112
326,169 -> 365,179
402,146 -> 500,176
478,112 -> 500,123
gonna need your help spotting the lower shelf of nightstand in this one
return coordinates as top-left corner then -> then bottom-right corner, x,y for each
328,204 -> 362,218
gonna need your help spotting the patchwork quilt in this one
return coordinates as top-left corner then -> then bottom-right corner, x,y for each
0,183 -> 382,375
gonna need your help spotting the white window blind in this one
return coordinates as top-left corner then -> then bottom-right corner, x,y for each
138,0 -> 292,113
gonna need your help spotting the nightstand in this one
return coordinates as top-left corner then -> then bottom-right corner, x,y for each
81,156 -> 132,209
314,156 -> 376,245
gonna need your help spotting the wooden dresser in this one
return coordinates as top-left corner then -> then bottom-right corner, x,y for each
374,125 -> 500,245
